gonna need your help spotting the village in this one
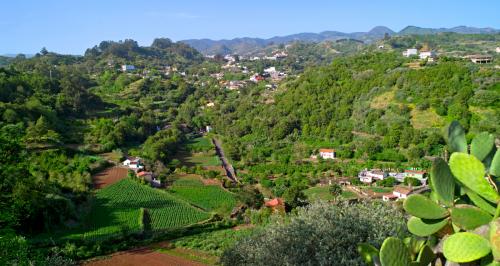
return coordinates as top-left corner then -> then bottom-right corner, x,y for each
308,148 -> 430,203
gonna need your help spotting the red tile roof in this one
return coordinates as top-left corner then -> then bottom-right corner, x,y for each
319,149 -> 335,153
265,198 -> 284,207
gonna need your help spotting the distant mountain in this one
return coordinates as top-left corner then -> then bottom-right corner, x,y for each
399,25 -> 500,35
181,26 -> 392,55
1,53 -> 35,58
181,25 -> 499,55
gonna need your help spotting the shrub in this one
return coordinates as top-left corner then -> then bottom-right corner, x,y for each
220,201 -> 407,266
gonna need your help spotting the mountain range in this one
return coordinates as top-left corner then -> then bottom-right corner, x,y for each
181,25 -> 499,55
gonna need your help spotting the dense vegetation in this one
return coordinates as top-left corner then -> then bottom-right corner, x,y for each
210,52 -> 499,166
0,31 -> 498,264
220,201 -> 407,265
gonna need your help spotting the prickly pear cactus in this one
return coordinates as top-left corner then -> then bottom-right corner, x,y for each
359,121 -> 500,266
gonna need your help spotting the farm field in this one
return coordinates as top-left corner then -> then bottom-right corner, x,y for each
54,179 -> 211,242
168,175 -> 237,213
92,166 -> 128,189
304,186 -> 357,201
175,137 -> 221,168
85,246 -> 206,266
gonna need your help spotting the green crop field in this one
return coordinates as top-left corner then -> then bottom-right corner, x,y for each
186,137 -> 214,152
54,179 -> 211,242
169,177 -> 237,213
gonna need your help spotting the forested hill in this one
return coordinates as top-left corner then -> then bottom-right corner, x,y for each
83,38 -> 203,69
209,52 -> 499,165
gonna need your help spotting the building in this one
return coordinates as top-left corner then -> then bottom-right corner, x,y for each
392,186 -> 413,199
496,47 -> 500,53
468,55 -> 493,64
121,65 -> 135,72
403,48 -> 418,57
206,125 -> 213,133
206,102 -> 215,107
419,51 -> 436,61
122,157 -> 144,170
264,66 -> 276,74
137,171 -> 162,187
319,149 -> 335,159
358,169 -> 387,184
404,169 -> 427,185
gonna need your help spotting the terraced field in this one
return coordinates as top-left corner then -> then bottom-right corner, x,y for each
61,179 -> 211,242
169,176 -> 237,213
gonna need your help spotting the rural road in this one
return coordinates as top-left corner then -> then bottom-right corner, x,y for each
212,138 -> 238,183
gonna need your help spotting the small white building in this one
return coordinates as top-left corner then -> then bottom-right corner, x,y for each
206,125 -> 213,133
403,48 -> 418,57
393,186 -> 412,199
496,47 -> 500,53
383,186 -> 413,201
419,51 -> 436,61
123,157 -> 144,170
358,169 -> 388,184
121,65 -> 135,72
319,149 -> 335,159
264,67 -> 276,74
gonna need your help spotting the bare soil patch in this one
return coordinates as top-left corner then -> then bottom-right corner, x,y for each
84,247 -> 206,266
92,167 -> 129,189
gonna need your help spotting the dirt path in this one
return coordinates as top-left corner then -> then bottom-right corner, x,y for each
83,247 -> 206,266
92,167 -> 129,189
212,138 -> 238,183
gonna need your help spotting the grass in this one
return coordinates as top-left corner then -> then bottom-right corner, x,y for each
410,107 -> 445,129
38,178 -> 210,242
173,136 -> 221,167
304,186 -> 357,201
168,176 -> 237,213
186,137 -> 214,152
370,89 -> 395,109
365,187 -> 392,193
171,228 -> 255,257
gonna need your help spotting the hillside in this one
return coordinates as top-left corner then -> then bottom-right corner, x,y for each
207,52 -> 499,165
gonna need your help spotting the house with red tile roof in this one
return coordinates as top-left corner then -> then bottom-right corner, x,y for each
319,149 -> 335,159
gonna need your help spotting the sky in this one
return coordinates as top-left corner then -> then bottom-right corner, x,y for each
1,0 -> 499,55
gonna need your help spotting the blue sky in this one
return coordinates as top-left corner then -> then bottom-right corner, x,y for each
1,0 -> 499,55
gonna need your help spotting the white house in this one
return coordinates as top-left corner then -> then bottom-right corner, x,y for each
419,51 -> 436,61
383,186 -> 413,201
123,157 -> 144,170
358,169 -> 387,184
393,186 -> 412,199
496,47 -> 500,53
360,175 -> 374,184
206,125 -> 213,133
264,67 -> 276,74
403,48 -> 418,57
121,65 -> 135,72
319,149 -> 335,159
